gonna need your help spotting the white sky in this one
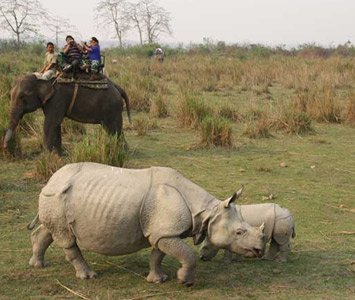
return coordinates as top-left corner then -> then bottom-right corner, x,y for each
13,0 -> 355,46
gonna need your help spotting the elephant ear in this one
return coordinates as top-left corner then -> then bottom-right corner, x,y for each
37,81 -> 55,104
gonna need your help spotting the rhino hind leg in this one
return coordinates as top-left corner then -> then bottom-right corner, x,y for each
157,237 -> 196,287
146,248 -> 168,283
29,225 -> 53,268
63,244 -> 97,279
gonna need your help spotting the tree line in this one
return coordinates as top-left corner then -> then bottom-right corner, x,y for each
0,0 -> 172,48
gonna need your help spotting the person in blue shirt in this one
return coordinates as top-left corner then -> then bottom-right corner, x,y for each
83,37 -> 101,74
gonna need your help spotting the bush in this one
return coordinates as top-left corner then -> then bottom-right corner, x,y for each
35,151 -> 65,181
69,128 -> 129,167
175,93 -> 213,128
216,104 -> 241,122
276,111 -> 313,135
295,88 -> 342,123
243,117 -> 272,138
199,116 -> 233,147
132,114 -> 158,136
345,92 -> 355,126
150,93 -> 169,118
62,119 -> 86,141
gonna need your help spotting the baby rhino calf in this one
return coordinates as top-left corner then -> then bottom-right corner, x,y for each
200,203 -> 295,262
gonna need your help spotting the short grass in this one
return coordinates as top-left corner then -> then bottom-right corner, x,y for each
1,119 -> 354,299
0,50 -> 354,299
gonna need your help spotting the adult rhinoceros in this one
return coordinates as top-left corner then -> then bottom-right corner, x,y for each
28,163 -> 264,286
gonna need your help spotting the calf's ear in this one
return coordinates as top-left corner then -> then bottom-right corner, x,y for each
223,185 -> 244,208
193,211 -> 211,245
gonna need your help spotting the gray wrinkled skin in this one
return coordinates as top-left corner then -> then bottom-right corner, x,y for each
28,162 -> 264,286
200,203 -> 296,263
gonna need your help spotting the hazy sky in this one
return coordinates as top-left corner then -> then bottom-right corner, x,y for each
18,0 -> 355,46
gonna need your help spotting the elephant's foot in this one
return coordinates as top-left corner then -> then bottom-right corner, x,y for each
29,256 -> 48,268
76,269 -> 98,280
177,267 -> 194,287
146,271 -> 168,283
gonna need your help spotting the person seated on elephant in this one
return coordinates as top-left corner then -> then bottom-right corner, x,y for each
82,37 -> 101,76
33,42 -> 57,80
62,35 -> 83,78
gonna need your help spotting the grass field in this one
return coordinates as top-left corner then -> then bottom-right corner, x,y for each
0,46 -> 354,299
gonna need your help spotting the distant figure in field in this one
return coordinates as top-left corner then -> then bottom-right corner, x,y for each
34,42 -> 57,80
154,47 -> 164,62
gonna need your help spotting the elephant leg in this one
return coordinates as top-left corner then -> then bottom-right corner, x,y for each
103,114 -> 123,135
146,248 -> 168,283
55,125 -> 62,154
263,239 -> 279,260
44,117 -> 62,154
63,244 -> 97,279
29,225 -> 53,268
157,237 -> 196,286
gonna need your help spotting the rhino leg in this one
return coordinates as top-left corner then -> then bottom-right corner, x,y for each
263,239 -> 279,260
199,239 -> 219,261
63,244 -> 97,279
275,243 -> 290,262
223,250 -> 244,263
146,248 -> 168,283
157,237 -> 196,287
29,225 -> 53,268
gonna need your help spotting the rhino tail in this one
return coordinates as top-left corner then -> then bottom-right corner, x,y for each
291,225 -> 296,238
27,213 -> 39,230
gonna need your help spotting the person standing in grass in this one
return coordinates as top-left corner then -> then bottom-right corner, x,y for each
34,42 -> 57,80
83,37 -> 101,77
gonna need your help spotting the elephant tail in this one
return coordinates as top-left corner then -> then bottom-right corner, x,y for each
27,213 -> 39,230
114,83 -> 131,124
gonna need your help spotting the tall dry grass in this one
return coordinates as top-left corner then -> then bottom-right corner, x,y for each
199,116 -> 233,147
69,128 -> 129,167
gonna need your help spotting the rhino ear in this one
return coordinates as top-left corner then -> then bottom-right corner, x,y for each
223,185 -> 244,208
193,211 -> 211,245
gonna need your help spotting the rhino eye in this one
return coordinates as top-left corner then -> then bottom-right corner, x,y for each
236,229 -> 245,235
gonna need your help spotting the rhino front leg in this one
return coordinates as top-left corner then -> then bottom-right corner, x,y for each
276,243 -> 290,262
29,225 -> 53,268
223,250 -> 244,263
146,248 -> 168,283
263,239 -> 279,260
63,244 -> 97,279
157,237 -> 196,286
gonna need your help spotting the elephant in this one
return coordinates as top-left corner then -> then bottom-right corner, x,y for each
3,74 -> 131,154
27,163 -> 265,286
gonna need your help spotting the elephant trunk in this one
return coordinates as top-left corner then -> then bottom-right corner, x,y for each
3,109 -> 21,149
